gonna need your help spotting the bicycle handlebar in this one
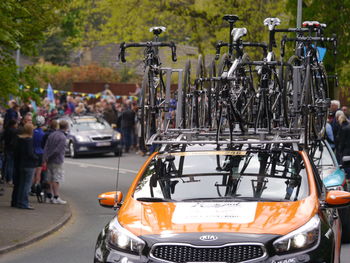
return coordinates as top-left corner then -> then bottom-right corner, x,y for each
118,41 -> 177,63
274,28 -> 310,33
215,41 -> 267,59
281,34 -> 337,57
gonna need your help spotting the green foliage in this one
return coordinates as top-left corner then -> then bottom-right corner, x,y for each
286,0 -> 350,91
0,0 -> 70,100
39,30 -> 71,66
67,0 -> 288,57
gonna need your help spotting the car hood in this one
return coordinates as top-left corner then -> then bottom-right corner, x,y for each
118,196 -> 318,236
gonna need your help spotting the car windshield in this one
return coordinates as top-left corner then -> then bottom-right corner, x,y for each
73,118 -> 110,131
133,147 -> 309,202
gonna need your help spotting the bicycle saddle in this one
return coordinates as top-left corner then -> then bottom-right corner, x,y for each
223,14 -> 239,23
150,26 -> 166,36
231,28 -> 247,42
302,21 -> 322,28
263,17 -> 281,31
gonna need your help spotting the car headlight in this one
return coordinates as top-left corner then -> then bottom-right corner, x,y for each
106,217 -> 145,255
273,214 -> 320,253
76,135 -> 90,142
113,132 -> 122,141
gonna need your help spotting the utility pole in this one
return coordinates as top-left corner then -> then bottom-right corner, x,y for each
297,0 -> 302,27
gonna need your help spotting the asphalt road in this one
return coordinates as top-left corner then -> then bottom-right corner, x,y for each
1,153 -> 350,263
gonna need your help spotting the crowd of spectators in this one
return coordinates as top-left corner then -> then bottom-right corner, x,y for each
326,100 -> 350,178
0,90 -> 145,208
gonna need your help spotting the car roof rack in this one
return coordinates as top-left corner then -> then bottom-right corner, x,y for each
148,127 -> 305,147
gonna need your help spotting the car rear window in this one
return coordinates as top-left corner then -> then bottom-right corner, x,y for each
133,149 -> 309,202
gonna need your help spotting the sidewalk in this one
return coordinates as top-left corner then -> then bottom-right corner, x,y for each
0,183 -> 71,254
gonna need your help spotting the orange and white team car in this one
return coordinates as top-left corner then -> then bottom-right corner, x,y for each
94,143 -> 350,263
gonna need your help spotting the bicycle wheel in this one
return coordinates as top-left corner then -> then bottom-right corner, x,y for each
282,55 -> 304,129
269,66 -> 284,128
311,64 -> 328,138
140,66 -> 156,146
195,54 -> 207,128
300,64 -> 313,143
236,53 -> 255,131
182,60 -> 194,129
208,59 -> 217,129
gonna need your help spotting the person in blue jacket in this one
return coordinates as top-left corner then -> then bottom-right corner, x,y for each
31,115 -> 46,199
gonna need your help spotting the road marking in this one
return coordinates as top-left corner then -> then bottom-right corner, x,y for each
65,160 -> 138,174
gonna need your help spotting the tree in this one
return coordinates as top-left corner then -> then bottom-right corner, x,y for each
0,0 -> 69,100
286,0 -> 350,96
65,0 -> 288,56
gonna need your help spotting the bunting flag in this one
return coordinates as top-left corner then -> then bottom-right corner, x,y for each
47,83 -> 55,103
32,84 -> 139,102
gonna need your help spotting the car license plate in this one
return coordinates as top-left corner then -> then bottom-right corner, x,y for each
96,142 -> 111,147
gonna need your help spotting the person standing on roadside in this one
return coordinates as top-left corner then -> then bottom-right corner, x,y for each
11,123 -> 38,209
17,112 -> 33,134
3,101 -> 19,129
337,112 -> 350,178
42,119 -> 58,148
42,120 -> 68,204
120,102 -> 135,153
41,119 -> 58,202
2,119 -> 18,184
31,116 -> 46,198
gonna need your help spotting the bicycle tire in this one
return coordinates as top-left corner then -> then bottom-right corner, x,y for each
182,60 -> 193,129
140,66 -> 156,147
196,54 -> 207,128
270,65 -> 284,128
237,53 -> 255,131
311,64 -> 328,138
282,55 -> 303,129
208,59 -> 217,129
301,64 -> 313,143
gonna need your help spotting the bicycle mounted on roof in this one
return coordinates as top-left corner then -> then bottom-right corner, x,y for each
124,18 -> 337,152
118,26 -> 177,147
279,21 -> 337,144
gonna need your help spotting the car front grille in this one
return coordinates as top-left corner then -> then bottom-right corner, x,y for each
150,243 -> 266,263
91,136 -> 112,141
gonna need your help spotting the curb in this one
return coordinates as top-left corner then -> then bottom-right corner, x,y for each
0,205 -> 72,255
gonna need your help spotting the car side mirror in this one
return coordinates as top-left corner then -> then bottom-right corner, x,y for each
98,191 -> 123,208
325,190 -> 350,207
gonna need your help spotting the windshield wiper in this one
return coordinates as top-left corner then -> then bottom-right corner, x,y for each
136,197 -> 173,202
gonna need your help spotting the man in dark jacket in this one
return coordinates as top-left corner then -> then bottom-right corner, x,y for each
3,102 -> 19,129
43,120 -> 69,204
120,103 -> 135,153
103,102 -> 118,127
2,119 -> 18,184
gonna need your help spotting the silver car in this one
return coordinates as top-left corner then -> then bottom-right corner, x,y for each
58,115 -> 122,158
